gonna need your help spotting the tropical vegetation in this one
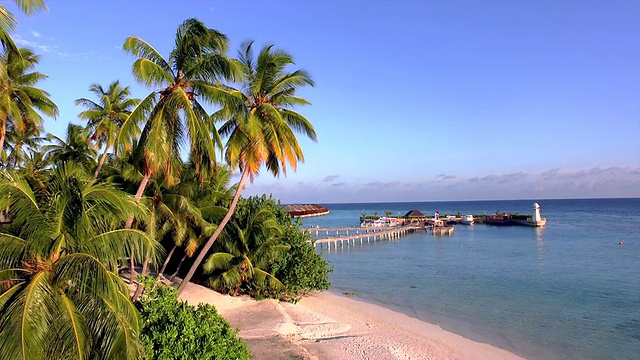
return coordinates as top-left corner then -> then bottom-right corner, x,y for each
0,164 -> 154,359
136,276 -> 250,360
178,40 -> 317,295
0,8 -> 328,359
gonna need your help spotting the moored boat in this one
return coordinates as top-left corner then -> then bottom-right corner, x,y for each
460,214 -> 474,225
485,213 -> 512,226
361,217 -> 401,227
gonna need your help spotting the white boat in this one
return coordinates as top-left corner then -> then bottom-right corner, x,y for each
360,217 -> 401,227
460,214 -> 474,225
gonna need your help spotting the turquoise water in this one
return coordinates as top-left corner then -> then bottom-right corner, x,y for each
300,199 -> 640,360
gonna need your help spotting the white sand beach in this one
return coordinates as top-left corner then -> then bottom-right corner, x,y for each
178,282 -> 525,360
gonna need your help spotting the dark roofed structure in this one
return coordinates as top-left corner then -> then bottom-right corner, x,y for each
404,209 -> 425,218
282,204 -> 329,218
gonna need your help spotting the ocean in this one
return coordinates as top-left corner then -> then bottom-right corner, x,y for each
299,198 -> 640,360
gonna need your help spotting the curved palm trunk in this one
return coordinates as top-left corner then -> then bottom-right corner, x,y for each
157,245 -> 177,280
92,149 -> 110,180
0,119 -> 6,165
126,171 -> 151,285
131,257 -> 150,301
177,167 -> 250,295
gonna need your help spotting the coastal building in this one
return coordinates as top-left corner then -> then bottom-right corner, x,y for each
282,204 -> 330,218
404,209 -> 426,224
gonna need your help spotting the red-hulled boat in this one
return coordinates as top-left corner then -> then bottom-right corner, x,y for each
484,213 -> 512,226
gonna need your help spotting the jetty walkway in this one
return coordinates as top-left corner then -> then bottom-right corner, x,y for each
306,226 -> 421,249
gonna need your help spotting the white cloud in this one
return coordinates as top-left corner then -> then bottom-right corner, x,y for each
31,30 -> 41,38
14,36 -> 56,53
13,34 -> 108,61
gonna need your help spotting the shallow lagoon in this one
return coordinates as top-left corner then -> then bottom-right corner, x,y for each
302,199 -> 640,360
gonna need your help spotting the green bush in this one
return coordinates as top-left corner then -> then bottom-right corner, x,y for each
136,277 -> 250,360
202,194 -> 331,301
270,225 -> 332,301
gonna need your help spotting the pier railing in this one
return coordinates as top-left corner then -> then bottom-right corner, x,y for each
305,225 -> 421,249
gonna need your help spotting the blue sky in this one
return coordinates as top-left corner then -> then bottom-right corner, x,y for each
12,0 -> 640,203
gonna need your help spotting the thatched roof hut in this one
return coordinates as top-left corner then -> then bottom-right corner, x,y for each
404,209 -> 425,218
282,204 -> 329,218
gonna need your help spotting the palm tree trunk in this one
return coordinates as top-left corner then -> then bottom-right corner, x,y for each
177,167 -> 250,295
170,253 -> 188,281
157,245 -> 177,280
126,171 -> 152,285
0,119 -> 6,165
12,142 -> 22,169
92,150 -> 109,180
131,257 -> 150,301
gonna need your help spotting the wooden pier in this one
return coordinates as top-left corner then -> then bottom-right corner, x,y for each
306,226 -> 420,249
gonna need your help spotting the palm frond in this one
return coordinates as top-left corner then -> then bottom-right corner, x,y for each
122,37 -> 172,83
52,293 -> 90,360
0,271 -> 57,360
80,229 -> 160,270
0,233 -> 27,268
202,252 -> 235,273
253,268 -> 285,291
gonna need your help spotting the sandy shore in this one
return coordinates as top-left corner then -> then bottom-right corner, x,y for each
178,282 -> 525,360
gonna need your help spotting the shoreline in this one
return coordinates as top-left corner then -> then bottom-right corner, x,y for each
178,282 -> 525,359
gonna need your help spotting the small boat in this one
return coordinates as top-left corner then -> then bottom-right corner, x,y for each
485,213 -> 512,226
360,217 -> 399,227
459,214 -> 474,225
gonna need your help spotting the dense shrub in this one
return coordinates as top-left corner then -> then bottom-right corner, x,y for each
136,277 -> 250,360
206,194 -> 331,301
270,224 -> 332,300
265,195 -> 332,299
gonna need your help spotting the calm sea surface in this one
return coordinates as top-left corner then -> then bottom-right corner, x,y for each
299,198 -> 640,360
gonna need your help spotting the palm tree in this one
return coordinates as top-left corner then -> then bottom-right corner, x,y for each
178,41 -> 316,294
165,165 -> 235,281
153,169 -> 208,279
119,18 -> 236,285
203,203 -> 288,296
43,123 -> 97,170
75,81 -> 139,179
119,18 -> 236,216
0,163 -> 157,359
4,121 -> 45,170
0,47 -> 58,164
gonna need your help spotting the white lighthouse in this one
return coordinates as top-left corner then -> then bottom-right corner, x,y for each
533,203 -> 542,222
530,202 -> 547,227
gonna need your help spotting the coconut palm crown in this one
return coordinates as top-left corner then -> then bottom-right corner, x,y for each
0,47 -> 58,165
217,41 -> 317,180
43,123 -> 97,171
119,18 -> 238,188
75,81 -> 140,179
